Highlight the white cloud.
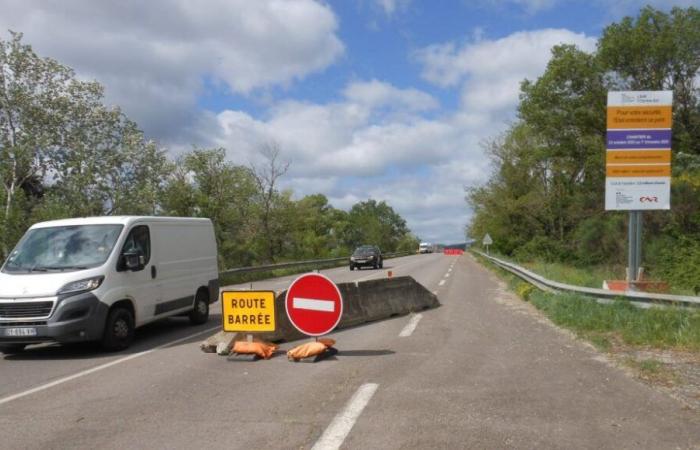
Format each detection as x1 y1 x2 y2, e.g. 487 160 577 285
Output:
343 80 438 112
0 0 343 140
415 29 596 114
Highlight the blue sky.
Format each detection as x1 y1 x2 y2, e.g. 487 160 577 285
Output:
1 0 697 244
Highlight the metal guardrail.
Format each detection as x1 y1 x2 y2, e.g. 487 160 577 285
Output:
475 251 700 308
219 251 411 277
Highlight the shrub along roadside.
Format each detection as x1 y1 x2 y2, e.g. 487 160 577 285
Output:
473 252 700 352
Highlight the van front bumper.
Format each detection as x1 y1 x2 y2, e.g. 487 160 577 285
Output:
0 292 108 345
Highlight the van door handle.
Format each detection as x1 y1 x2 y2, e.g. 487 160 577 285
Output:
151 266 157 279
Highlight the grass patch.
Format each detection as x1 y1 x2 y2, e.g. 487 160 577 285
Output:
624 358 678 386
520 261 620 289
528 290 700 350
586 334 613 352
471 251 700 351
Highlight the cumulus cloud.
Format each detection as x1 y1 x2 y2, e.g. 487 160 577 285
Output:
415 29 597 113
343 79 438 112
210 86 488 180
0 0 343 140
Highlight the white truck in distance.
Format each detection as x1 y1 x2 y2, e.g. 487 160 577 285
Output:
418 242 434 254
0 216 219 353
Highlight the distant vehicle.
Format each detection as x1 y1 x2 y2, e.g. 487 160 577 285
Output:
350 245 383 270
0 216 219 353
418 242 433 254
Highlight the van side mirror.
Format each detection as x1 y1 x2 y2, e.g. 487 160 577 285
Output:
123 252 145 271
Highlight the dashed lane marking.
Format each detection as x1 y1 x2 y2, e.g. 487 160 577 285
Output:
399 314 423 337
311 383 379 450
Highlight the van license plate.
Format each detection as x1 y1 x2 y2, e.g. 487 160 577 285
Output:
3 327 37 337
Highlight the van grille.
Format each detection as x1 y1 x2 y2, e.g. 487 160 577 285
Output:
0 301 54 319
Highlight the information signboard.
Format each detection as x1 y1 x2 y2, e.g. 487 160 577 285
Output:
605 91 673 210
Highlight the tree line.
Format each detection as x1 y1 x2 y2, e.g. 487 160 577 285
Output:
0 32 419 269
467 6 700 290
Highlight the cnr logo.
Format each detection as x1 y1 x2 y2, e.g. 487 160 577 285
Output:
640 196 658 203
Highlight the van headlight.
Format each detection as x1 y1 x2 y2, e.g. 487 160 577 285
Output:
58 276 104 295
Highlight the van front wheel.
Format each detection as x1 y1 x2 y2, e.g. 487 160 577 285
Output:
102 307 134 351
189 290 209 325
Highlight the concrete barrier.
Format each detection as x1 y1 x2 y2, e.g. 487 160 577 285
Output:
204 276 440 350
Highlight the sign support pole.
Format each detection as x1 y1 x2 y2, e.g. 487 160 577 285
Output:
627 211 643 283
635 211 643 279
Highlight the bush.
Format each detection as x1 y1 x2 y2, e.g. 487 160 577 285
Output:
571 214 626 265
514 236 569 262
647 235 700 294
515 282 535 300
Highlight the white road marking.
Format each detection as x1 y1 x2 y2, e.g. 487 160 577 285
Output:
0 325 220 406
293 297 335 312
445 273 450 278
399 313 423 337
438 280 446 286
312 383 379 450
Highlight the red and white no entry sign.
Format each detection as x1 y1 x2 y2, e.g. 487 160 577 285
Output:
285 273 343 336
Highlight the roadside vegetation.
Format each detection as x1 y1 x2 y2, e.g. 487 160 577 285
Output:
477 253 700 352
0 32 420 271
466 6 700 294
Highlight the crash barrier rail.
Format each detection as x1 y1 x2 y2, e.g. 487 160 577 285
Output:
474 251 700 309
203 276 440 349
219 251 412 277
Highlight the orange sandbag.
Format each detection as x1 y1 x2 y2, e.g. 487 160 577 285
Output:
317 338 335 348
232 341 278 359
287 342 329 361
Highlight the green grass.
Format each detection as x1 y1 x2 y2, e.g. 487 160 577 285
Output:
520 261 620 289
484 251 693 295
527 290 700 350
623 358 679 385
472 251 700 351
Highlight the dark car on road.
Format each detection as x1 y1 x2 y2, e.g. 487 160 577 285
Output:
350 245 383 270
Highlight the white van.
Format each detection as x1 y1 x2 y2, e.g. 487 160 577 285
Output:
0 216 219 353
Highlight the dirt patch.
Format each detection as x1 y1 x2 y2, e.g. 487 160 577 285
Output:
611 344 700 411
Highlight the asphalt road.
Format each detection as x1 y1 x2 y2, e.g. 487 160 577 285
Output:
1 253 698 449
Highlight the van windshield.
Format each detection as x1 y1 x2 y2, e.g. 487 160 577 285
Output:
2 225 123 273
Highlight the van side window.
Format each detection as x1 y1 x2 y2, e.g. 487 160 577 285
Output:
118 225 150 270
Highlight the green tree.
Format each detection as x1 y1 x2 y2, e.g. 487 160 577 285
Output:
161 148 257 268
345 199 410 252
598 6 700 155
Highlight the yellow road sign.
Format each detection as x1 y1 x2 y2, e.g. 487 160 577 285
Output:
221 291 276 332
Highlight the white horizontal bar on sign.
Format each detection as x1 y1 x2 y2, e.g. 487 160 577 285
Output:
293 297 335 312
607 90 673 107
